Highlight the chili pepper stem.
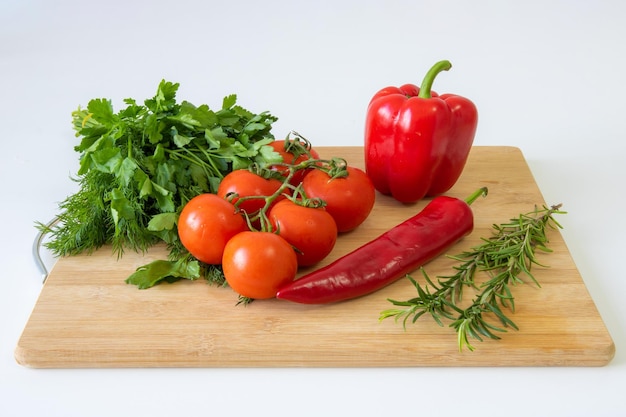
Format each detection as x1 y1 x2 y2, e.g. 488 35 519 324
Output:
417 60 452 99
465 187 488 205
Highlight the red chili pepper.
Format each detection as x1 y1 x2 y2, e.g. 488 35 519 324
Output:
364 60 478 204
276 188 487 304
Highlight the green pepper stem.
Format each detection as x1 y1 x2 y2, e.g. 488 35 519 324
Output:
465 187 488 205
417 60 452 99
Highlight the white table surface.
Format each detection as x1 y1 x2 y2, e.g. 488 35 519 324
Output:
2 1 624 416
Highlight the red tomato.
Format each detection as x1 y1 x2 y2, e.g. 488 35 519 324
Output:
269 199 338 266
269 140 320 186
222 231 298 299
217 169 285 217
302 166 376 232
178 194 247 264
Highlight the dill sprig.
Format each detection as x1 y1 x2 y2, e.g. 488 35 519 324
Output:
380 204 566 351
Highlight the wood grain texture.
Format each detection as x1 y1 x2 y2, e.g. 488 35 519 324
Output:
15 146 615 368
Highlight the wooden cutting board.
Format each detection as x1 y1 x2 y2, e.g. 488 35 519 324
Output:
15 146 615 368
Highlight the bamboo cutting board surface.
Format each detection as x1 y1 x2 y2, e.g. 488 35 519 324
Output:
15 146 615 368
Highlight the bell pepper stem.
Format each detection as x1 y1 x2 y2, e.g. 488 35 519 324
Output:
465 187 488 206
417 60 452 99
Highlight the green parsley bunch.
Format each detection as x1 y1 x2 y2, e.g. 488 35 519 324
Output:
38 80 281 259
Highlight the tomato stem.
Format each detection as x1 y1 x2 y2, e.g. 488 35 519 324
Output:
235 155 350 232
284 131 315 159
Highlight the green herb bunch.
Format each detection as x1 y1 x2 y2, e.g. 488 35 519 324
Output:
380 204 566 351
37 80 281 259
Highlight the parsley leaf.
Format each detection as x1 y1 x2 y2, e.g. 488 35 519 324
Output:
125 258 201 289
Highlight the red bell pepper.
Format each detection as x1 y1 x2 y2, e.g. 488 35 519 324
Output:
364 60 478 203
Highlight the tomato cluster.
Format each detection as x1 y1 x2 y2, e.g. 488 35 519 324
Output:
177 136 376 301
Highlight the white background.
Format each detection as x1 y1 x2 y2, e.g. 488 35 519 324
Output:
2 1 625 416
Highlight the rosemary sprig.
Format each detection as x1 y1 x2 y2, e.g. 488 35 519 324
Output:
379 204 566 352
